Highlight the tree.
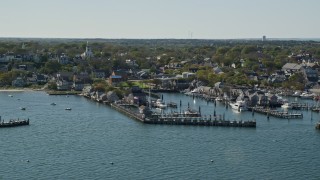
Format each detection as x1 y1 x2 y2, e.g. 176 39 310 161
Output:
48 82 57 90
241 45 257 55
216 47 230 55
43 61 61 74
283 72 306 90
152 79 162 89
0 70 26 86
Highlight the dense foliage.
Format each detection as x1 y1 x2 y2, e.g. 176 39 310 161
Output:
1 39 320 90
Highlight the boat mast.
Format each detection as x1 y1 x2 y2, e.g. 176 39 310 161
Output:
149 84 151 109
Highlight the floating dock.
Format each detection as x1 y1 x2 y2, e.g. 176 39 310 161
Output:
0 119 29 128
290 103 310 110
111 103 256 128
251 107 303 119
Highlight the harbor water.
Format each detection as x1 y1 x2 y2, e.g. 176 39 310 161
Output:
0 91 319 179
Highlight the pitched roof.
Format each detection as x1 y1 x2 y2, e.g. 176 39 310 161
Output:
111 75 122 79
282 63 302 70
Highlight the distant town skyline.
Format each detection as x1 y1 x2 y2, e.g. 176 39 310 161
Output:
1 0 319 39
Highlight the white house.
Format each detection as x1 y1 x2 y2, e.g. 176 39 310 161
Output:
59 54 69 64
182 72 195 78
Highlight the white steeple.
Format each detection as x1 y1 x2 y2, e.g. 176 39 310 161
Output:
81 41 93 59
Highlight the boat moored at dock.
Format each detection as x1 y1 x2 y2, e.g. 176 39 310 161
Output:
184 108 201 117
155 99 167 109
281 102 292 109
229 100 248 112
167 102 178 108
300 92 315 99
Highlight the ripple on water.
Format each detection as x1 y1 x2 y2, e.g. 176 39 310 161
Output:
0 92 320 179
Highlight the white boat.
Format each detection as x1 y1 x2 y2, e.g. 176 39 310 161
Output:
139 105 147 114
292 91 301 97
191 88 199 93
50 103 56 106
184 108 201 117
65 108 72 110
20 107 26 110
8 95 13 97
156 99 167 109
229 100 247 112
300 92 314 99
281 102 292 109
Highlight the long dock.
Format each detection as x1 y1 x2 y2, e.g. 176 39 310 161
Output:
0 119 29 128
111 103 256 128
144 117 256 127
252 107 303 119
290 103 310 110
110 103 145 122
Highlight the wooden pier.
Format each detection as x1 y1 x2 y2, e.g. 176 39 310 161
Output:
144 117 256 127
110 103 145 122
111 103 256 128
291 103 310 110
251 107 303 119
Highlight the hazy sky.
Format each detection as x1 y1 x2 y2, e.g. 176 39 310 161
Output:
0 0 319 39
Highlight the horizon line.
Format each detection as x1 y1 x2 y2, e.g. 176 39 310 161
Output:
1 36 320 41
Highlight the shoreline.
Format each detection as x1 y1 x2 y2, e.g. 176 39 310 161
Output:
0 88 42 92
0 88 81 95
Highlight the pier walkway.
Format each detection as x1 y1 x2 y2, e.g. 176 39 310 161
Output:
111 103 256 128
251 107 303 119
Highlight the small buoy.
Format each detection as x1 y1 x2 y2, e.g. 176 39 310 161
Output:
110 162 114 165
211 160 214 163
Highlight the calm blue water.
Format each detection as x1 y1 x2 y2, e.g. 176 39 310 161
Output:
0 91 319 180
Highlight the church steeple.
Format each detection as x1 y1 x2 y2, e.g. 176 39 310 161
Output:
86 41 91 53
81 41 93 59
